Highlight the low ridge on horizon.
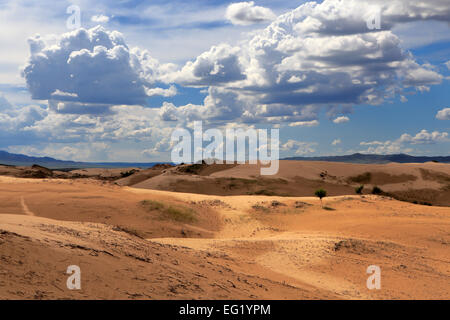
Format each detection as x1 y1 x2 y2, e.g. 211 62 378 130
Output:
1 150 449 169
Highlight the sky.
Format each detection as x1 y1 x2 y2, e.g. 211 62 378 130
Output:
0 0 449 162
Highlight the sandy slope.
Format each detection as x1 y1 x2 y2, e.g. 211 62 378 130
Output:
1 214 324 299
134 190 450 300
0 175 449 299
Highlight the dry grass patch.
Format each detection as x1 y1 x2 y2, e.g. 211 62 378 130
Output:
420 169 450 183
140 199 165 210
112 225 144 238
140 200 197 223
348 171 417 185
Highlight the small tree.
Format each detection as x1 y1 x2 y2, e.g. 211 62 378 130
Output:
355 185 364 194
315 189 327 208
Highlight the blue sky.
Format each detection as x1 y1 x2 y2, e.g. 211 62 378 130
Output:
0 0 449 161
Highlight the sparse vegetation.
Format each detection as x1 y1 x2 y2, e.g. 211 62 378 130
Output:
349 171 417 185
420 168 450 183
140 200 165 210
271 200 286 207
253 189 276 196
349 172 372 184
371 186 383 195
355 185 364 194
177 163 206 174
388 190 436 206
252 204 270 213
198 199 230 208
120 169 139 178
140 200 197 223
163 206 196 223
315 188 327 208
246 189 292 197
228 182 237 189
294 201 312 209
412 200 433 206
112 225 143 238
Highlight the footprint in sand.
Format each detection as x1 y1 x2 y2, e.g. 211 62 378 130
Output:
20 196 35 216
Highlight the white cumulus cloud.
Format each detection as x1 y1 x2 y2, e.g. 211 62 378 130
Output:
168 44 245 86
91 15 110 24
436 108 450 120
445 61 450 70
399 130 448 145
288 120 319 127
332 139 341 145
281 139 317 155
333 116 350 124
21 26 174 114
360 129 449 154
174 0 447 124
226 2 276 26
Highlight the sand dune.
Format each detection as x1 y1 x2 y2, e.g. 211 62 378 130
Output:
1 214 319 299
1 174 449 299
122 161 450 206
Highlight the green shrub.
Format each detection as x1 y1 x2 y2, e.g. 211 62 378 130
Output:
371 186 383 195
355 185 364 194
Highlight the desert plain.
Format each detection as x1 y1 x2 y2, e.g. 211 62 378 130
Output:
0 160 449 299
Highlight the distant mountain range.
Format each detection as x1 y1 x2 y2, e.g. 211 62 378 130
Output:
0 150 165 169
283 153 450 164
1 150 450 169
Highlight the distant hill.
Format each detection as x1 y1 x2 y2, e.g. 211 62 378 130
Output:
0 150 166 169
2 150 449 168
283 153 450 164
